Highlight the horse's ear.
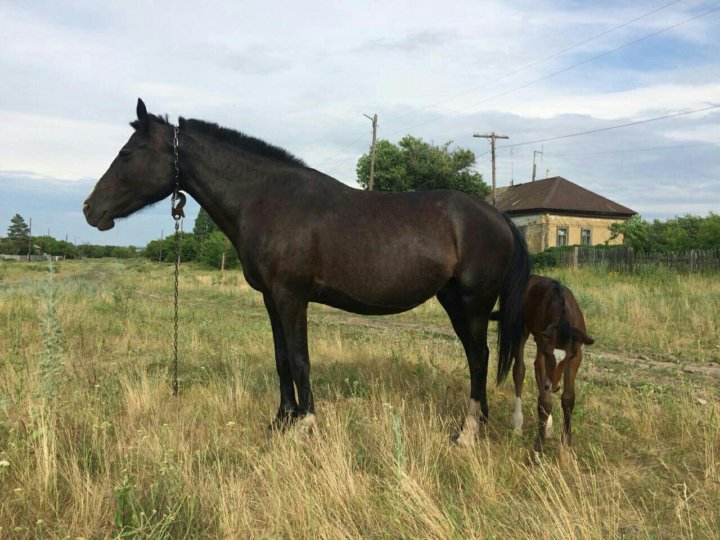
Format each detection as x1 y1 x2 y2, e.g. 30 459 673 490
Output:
134 98 149 131
137 98 148 122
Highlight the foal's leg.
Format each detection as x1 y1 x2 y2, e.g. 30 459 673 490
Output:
534 348 553 453
438 288 491 446
542 351 557 439
561 349 582 446
263 294 299 430
511 342 526 435
273 291 315 429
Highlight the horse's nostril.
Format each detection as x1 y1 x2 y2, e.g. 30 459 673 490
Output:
83 202 90 216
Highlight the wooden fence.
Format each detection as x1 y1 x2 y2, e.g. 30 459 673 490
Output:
547 246 720 273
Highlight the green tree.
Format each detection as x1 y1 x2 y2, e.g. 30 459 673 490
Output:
697 213 720 249
6 214 30 255
356 136 490 196
144 233 197 262
608 215 654 251
198 231 239 269
193 208 219 239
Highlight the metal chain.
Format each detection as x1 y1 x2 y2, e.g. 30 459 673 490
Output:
171 126 182 397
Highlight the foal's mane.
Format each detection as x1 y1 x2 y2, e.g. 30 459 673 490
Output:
178 117 306 167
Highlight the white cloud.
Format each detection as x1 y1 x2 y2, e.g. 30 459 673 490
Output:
0 0 718 245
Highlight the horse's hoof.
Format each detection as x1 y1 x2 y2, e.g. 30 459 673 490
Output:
544 415 556 439
267 409 299 433
533 436 546 454
453 429 477 448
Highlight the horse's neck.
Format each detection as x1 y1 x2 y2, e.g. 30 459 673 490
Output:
180 138 267 238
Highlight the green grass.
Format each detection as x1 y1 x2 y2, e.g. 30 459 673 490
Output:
0 259 718 538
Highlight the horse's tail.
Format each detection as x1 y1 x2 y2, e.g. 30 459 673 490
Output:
496 213 531 384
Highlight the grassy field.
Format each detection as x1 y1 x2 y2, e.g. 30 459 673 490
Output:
0 259 718 538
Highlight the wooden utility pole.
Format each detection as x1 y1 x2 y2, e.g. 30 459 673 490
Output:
363 113 378 191
27 218 32 262
473 132 509 207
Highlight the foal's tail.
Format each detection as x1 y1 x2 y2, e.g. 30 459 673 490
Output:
496 214 531 384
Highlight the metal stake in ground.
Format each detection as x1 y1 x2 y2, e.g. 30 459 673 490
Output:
171 125 186 397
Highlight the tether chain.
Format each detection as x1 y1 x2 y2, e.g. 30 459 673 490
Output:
171 126 185 397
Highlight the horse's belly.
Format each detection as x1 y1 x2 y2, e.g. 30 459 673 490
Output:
312 257 451 315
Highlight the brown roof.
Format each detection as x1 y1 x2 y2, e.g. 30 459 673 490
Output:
493 176 636 217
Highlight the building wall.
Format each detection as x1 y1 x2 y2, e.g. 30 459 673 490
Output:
510 213 628 253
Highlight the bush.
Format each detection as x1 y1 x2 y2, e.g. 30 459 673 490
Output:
198 231 239 269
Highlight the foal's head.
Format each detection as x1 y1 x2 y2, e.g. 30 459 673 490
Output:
84 99 175 231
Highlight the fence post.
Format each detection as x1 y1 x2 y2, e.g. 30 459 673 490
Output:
690 249 697 272
573 246 579 268
628 247 634 272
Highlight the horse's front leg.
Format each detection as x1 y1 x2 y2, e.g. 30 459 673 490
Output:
534 348 553 453
561 349 582 446
511 340 526 435
264 294 299 431
274 290 316 431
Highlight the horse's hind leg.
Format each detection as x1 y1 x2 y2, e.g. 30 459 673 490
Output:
263 294 299 431
438 285 491 446
511 343 526 435
561 349 582 446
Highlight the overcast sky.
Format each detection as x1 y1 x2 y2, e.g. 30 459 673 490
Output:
1 0 718 246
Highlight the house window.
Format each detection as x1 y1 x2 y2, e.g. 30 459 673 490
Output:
581 228 592 245
556 227 568 247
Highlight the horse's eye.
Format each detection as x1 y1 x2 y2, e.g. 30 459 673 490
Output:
119 149 132 159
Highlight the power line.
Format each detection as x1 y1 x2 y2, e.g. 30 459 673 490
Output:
314 2 717 172
495 105 720 150
391 4 720 137
387 0 682 122
502 141 715 159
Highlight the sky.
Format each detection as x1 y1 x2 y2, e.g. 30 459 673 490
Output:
1 0 718 246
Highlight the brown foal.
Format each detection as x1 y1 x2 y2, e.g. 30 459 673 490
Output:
495 275 594 452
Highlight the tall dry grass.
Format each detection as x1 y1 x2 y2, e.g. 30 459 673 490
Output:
0 259 718 538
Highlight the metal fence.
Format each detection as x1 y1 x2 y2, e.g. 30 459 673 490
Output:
546 246 720 273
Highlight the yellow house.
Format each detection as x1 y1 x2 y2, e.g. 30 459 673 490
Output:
493 176 636 254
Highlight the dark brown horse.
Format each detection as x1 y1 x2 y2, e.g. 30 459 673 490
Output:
493 275 593 452
84 99 530 441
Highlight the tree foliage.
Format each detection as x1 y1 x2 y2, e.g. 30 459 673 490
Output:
198 231 240 269
193 208 219 238
609 213 720 252
5 214 31 254
356 136 490 196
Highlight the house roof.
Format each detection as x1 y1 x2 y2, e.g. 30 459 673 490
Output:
493 176 636 217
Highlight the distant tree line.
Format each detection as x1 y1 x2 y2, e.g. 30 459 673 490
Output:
0 214 138 259
609 213 720 252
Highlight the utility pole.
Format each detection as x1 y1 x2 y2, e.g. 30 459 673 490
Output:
363 113 378 191
545 168 550 179
473 131 509 207
159 228 164 262
531 145 543 182
27 218 32 262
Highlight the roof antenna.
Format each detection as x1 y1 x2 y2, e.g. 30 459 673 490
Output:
510 148 514 186
531 145 543 182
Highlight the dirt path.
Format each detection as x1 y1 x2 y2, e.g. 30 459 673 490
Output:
308 310 720 384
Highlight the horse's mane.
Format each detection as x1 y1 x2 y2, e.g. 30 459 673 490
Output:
130 114 170 130
178 117 306 167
